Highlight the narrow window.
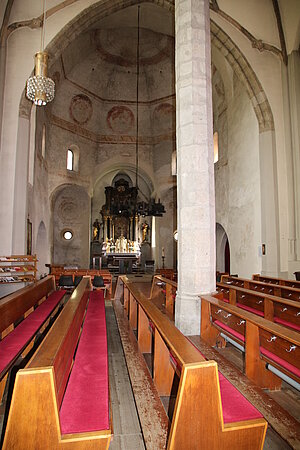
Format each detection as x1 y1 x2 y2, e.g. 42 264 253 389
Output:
67 149 74 171
213 131 219 163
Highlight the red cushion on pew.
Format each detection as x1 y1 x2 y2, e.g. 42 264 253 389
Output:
60 290 109 434
187 338 263 423
214 320 245 342
218 372 263 423
0 290 66 376
274 317 300 332
236 303 264 317
260 347 300 378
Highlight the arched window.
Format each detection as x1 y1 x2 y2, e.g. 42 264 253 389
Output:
213 131 219 163
67 149 74 171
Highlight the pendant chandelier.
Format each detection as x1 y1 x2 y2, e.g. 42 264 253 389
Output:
26 0 55 106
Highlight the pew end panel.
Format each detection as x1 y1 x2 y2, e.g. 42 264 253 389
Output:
168 361 267 450
3 367 111 450
2 277 112 450
120 278 267 450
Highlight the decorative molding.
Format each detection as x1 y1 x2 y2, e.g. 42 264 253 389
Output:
211 20 274 132
50 113 175 145
7 0 80 37
209 0 285 64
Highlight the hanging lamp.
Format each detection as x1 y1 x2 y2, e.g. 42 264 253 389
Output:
134 6 165 218
26 0 55 106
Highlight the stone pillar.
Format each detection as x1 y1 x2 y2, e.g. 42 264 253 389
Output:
103 216 108 241
135 214 139 242
130 217 133 240
175 0 216 335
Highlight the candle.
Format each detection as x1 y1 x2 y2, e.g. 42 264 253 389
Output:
162 247 165 257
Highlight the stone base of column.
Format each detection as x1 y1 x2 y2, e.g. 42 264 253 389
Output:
175 292 201 336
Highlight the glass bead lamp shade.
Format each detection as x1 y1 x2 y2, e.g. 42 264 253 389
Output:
26 51 55 106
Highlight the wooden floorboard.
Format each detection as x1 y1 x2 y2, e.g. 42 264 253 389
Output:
105 302 145 450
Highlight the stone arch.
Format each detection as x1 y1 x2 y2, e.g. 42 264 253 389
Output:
51 184 90 267
35 221 48 277
216 222 230 274
210 20 274 133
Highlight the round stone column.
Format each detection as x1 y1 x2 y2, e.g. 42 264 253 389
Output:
175 0 216 335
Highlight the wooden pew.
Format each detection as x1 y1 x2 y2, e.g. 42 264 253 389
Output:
0 276 66 401
51 267 112 295
150 274 177 317
201 295 300 391
222 274 300 302
253 274 300 289
155 268 177 281
117 276 267 450
2 277 112 450
216 281 300 332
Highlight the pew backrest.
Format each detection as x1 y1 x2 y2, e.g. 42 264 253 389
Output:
252 273 300 289
221 274 300 302
216 281 300 331
201 294 300 389
3 276 112 450
116 276 267 450
0 275 56 336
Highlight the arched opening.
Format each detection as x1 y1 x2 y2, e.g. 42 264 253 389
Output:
36 221 48 278
216 223 230 276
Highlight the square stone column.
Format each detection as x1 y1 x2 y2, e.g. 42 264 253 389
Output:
175 0 216 335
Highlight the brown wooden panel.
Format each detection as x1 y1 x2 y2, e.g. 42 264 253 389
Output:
129 294 137 330
138 306 152 354
168 362 267 450
0 276 55 334
153 329 175 396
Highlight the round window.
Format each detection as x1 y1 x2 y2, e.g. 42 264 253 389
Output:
63 230 73 240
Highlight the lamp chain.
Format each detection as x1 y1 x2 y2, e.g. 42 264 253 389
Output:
41 0 47 51
135 5 140 191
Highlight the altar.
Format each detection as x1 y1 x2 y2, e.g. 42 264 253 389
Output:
109 253 139 274
102 235 140 274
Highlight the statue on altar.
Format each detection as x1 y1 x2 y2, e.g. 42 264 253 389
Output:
92 219 101 241
141 221 150 242
116 234 127 253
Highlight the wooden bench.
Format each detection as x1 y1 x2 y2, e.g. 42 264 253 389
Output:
0 275 66 401
2 277 112 449
216 281 300 332
51 268 112 296
253 273 300 289
201 294 300 391
222 274 300 302
117 276 267 449
150 274 177 317
155 268 177 281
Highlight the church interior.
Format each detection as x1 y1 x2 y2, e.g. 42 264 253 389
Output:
0 0 299 449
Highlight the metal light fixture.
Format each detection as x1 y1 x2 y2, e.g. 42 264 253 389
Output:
134 5 165 218
26 0 55 106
